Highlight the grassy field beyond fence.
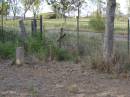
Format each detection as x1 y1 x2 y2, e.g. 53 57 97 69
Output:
1 17 128 34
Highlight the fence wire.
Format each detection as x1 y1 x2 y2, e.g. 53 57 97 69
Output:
0 8 129 63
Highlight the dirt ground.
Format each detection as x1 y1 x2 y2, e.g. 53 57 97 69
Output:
0 60 130 97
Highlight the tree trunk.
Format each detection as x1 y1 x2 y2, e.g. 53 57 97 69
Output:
13 13 16 20
103 0 116 62
55 6 58 19
23 12 26 19
97 0 102 15
6 15 7 20
128 0 130 17
34 12 36 19
77 6 80 54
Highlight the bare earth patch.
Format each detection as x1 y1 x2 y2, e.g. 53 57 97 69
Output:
0 60 130 97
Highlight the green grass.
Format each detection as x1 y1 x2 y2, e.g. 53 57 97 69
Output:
0 25 129 69
1 17 128 34
0 42 16 58
1 17 130 73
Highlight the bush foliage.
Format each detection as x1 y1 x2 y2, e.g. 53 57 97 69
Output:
88 14 105 32
0 42 16 58
40 12 57 19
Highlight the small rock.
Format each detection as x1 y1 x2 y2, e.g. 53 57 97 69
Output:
56 84 64 88
67 84 79 93
75 94 85 97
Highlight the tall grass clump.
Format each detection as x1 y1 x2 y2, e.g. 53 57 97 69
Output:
40 12 57 19
54 47 75 61
26 32 75 61
0 42 16 58
0 27 18 42
0 27 18 59
26 32 48 60
88 14 105 32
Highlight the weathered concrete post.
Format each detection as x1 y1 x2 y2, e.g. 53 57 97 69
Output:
17 20 27 65
19 20 27 40
16 47 24 65
19 19 27 49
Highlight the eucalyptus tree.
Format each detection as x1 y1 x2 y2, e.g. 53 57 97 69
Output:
103 0 116 63
115 2 121 17
46 0 85 54
46 0 59 18
0 1 10 19
21 0 35 19
46 0 86 18
0 1 10 15
70 0 86 54
30 0 40 19
70 0 86 17
91 0 106 15
0 0 4 36
46 0 70 19
127 0 130 16
8 0 21 20
51 1 61 18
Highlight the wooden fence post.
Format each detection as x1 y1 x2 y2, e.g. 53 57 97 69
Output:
59 28 63 48
40 15 43 40
57 28 66 48
31 20 34 36
48 45 52 61
33 19 37 33
76 16 80 54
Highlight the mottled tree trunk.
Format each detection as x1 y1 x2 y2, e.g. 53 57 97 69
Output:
103 0 116 62
77 6 80 54
23 12 26 19
23 13 26 19
128 0 130 17
13 13 16 20
33 12 36 19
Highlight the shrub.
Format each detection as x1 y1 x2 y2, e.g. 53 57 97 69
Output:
27 32 52 60
27 36 75 61
0 27 18 42
0 42 16 58
88 14 105 32
27 37 43 53
40 12 57 19
0 27 18 59
54 48 73 61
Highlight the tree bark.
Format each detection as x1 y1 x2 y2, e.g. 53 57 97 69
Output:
128 0 130 17
77 6 80 54
23 13 26 19
23 12 27 19
33 12 36 19
103 0 116 62
13 13 16 20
